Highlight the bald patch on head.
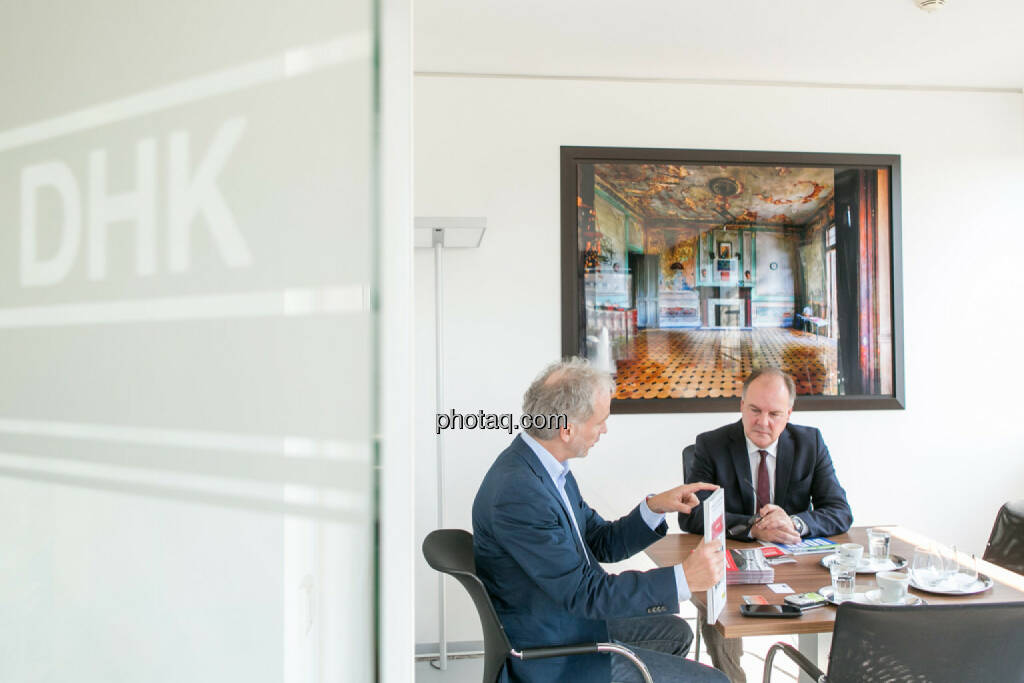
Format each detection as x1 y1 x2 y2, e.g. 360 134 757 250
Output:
543 369 568 386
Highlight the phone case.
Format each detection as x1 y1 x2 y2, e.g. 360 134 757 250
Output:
785 593 827 608
739 604 802 618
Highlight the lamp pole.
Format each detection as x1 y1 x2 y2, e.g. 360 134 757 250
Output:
414 218 486 670
433 228 448 670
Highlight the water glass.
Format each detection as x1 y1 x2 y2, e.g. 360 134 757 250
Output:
867 528 891 562
942 545 960 581
911 545 943 587
830 562 856 602
958 553 979 588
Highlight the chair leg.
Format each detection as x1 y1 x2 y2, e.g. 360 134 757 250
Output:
763 642 825 683
693 616 702 661
597 643 653 683
513 643 653 683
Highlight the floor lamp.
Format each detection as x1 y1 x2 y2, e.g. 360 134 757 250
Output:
415 217 486 670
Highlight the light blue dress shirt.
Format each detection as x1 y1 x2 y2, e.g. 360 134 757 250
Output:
520 432 691 602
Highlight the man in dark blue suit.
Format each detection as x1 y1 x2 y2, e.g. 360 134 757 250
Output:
473 359 729 682
678 367 853 682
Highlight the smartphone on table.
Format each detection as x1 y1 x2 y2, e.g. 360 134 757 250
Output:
784 592 828 610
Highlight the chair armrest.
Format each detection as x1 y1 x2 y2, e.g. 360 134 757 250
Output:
763 642 826 683
513 643 598 659
511 642 652 683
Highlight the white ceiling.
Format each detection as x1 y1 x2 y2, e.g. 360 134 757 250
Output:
414 0 1024 90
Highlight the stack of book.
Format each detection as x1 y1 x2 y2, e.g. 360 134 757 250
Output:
725 547 774 585
765 537 839 555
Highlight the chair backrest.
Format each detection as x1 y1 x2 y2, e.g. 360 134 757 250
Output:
422 529 512 683
826 601 1024 682
682 444 696 483
983 500 1024 574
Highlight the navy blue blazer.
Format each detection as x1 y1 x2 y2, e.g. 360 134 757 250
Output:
679 421 852 539
472 435 679 683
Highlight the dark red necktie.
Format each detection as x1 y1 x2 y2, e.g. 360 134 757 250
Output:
756 450 771 512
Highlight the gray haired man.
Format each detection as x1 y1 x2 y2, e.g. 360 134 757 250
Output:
472 358 728 683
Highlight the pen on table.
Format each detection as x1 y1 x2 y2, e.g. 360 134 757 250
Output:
728 513 764 537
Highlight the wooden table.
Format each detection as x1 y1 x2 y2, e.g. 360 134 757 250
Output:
645 526 1024 679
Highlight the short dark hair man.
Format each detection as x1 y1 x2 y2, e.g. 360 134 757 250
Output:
679 366 853 682
473 359 728 682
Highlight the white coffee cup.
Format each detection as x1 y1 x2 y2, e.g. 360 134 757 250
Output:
838 543 864 566
876 571 911 603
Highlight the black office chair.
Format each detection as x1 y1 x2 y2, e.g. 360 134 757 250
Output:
763 601 1024 682
983 500 1024 575
421 529 654 683
681 444 696 484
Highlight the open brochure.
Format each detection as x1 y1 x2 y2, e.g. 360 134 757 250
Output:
759 537 838 555
702 488 727 624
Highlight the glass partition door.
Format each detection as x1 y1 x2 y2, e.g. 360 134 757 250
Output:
0 2 379 681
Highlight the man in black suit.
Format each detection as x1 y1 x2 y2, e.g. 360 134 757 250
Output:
679 367 852 682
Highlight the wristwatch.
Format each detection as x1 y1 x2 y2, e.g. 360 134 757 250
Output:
791 515 808 536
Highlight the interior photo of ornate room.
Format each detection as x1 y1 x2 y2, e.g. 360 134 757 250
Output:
578 161 893 402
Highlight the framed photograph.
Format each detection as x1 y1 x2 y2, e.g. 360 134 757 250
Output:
560 146 905 412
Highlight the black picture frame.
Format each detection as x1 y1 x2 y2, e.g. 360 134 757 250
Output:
560 145 905 413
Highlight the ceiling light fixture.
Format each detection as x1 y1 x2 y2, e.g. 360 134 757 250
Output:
709 177 740 198
915 0 946 12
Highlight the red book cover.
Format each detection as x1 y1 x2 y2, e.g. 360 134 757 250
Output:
712 516 724 538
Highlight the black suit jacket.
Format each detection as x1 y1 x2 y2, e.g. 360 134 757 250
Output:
679 420 852 539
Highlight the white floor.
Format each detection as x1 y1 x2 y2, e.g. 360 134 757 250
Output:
415 603 806 682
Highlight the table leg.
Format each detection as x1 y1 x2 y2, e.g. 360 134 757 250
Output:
796 632 831 683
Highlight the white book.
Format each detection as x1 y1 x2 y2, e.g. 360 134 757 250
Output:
703 488 727 625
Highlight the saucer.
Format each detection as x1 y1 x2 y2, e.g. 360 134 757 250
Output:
909 572 994 596
863 588 924 606
818 585 863 605
818 585 926 606
820 553 908 573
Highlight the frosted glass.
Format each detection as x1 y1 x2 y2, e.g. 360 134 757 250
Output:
0 2 377 681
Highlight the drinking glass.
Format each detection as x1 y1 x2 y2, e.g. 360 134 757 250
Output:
867 528 891 562
911 545 943 587
942 545 960 581
830 562 856 602
958 553 979 588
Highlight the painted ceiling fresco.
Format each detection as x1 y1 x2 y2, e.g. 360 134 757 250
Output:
594 164 834 226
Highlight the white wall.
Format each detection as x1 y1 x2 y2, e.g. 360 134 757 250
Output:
413 74 1024 644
